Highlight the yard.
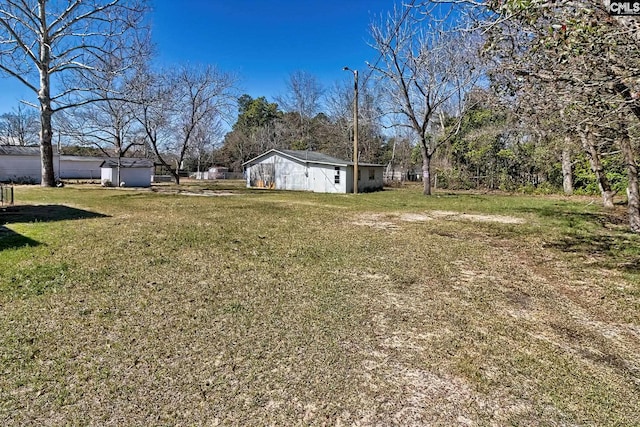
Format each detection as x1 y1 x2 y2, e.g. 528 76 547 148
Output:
1 182 639 425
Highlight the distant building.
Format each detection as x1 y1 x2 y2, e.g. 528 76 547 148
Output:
192 166 230 180
243 149 384 193
0 145 151 185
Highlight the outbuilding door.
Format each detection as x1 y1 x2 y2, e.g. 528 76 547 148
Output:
250 163 275 188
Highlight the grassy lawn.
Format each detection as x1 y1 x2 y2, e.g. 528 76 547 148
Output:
1 181 638 425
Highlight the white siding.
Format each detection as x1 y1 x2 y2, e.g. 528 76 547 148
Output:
247 154 350 193
120 168 153 187
274 155 308 191
0 153 60 183
59 156 103 179
101 167 114 185
309 164 345 193
247 153 308 191
101 167 152 187
358 166 384 192
245 150 384 193
346 168 354 194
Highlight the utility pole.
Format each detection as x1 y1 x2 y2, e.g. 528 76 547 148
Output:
343 67 358 194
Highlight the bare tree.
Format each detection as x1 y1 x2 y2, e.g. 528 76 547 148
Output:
0 105 38 145
276 70 323 150
369 4 482 195
132 67 171 174
60 66 148 158
60 25 152 158
325 79 385 163
134 65 236 184
0 0 148 186
617 113 640 232
324 80 353 159
63 98 144 157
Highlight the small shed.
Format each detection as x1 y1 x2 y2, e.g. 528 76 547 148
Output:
60 155 104 180
100 158 154 188
243 149 384 193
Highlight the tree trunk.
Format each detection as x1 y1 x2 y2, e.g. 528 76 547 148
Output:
172 159 181 184
561 142 573 195
147 131 180 185
39 103 55 186
38 4 55 187
420 142 432 195
618 124 640 233
580 126 614 208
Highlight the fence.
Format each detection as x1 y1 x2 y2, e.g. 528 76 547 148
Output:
191 171 244 180
383 171 421 184
0 184 14 206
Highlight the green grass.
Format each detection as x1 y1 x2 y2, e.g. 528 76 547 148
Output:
1 182 638 425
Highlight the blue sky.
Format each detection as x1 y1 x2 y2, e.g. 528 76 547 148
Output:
0 0 395 114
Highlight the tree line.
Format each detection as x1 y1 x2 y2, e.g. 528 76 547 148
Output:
215 71 388 172
459 0 640 231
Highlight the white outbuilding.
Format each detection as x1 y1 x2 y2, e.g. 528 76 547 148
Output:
60 155 105 180
0 145 153 184
100 158 154 188
0 145 60 184
243 149 384 193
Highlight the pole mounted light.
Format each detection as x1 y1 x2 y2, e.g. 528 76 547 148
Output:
343 66 358 194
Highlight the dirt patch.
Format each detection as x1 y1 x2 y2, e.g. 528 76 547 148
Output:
399 213 434 222
352 213 400 230
429 210 525 224
354 211 524 229
148 188 241 197
178 191 239 197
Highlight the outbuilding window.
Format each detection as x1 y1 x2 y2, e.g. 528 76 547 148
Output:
369 169 375 180
334 166 340 184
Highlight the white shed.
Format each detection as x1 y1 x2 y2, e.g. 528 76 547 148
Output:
243 149 384 193
59 155 105 180
100 158 154 188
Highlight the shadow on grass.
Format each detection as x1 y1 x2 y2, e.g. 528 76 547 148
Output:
1 204 109 224
0 205 109 251
513 202 632 235
526 207 639 273
0 226 39 250
501 205 639 274
544 233 640 274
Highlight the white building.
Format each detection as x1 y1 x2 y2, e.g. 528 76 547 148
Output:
0 145 152 185
243 149 384 193
100 158 154 187
60 155 105 180
0 146 59 184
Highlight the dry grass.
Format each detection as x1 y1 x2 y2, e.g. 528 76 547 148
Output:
0 183 638 425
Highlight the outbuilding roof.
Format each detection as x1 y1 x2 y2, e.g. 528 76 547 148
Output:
243 149 383 168
60 155 106 162
0 145 60 156
100 158 154 168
